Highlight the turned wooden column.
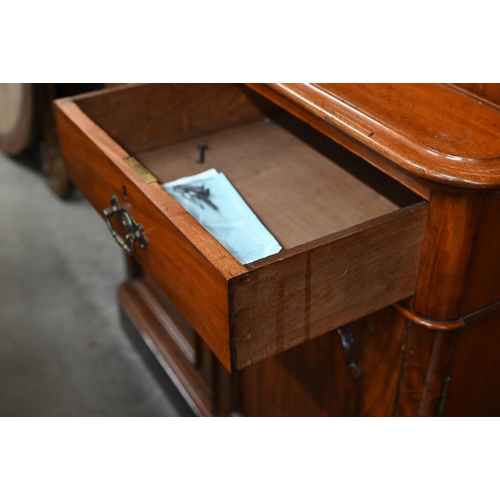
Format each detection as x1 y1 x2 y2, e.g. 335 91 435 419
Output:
394 190 500 416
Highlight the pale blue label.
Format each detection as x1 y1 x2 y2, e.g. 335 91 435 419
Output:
163 169 282 265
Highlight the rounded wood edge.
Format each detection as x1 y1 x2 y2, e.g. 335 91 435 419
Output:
393 302 464 331
393 300 500 331
266 83 500 192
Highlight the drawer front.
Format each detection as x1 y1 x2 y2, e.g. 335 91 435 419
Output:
55 84 428 371
55 101 236 370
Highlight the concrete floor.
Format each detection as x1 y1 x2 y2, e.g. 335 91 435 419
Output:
0 151 182 416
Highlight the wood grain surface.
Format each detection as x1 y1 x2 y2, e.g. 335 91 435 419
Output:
241 305 407 416
56 86 428 372
119 279 213 416
462 192 500 313
246 83 432 200
413 192 486 320
75 83 276 155
250 83 500 191
122 260 238 417
231 203 427 369
394 192 486 416
454 83 500 108
138 114 418 250
443 314 500 416
55 99 239 370
55 82 500 415
121 267 409 416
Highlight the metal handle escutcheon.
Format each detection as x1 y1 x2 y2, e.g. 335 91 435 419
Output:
103 195 147 256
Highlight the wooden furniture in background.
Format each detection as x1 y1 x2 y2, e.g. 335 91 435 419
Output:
55 83 500 416
0 83 39 155
0 83 103 198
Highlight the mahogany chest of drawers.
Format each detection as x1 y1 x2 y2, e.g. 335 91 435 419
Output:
55 83 500 416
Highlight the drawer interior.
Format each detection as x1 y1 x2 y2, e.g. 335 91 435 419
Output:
76 84 422 262
63 84 428 370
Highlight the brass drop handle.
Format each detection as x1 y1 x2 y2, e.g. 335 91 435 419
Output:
103 195 147 256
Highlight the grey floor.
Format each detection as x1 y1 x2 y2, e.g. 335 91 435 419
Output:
0 151 182 416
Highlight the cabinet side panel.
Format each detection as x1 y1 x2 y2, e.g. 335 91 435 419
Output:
463 192 500 313
444 314 500 416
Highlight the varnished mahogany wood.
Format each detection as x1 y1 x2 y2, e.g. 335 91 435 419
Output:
463 192 500 313
413 192 485 320
393 303 465 331
55 84 427 371
394 192 485 416
443 314 500 416
119 304 196 417
393 326 458 416
55 83 500 416
74 83 277 155
231 205 426 368
120 265 407 417
119 278 214 416
246 83 432 200
394 297 500 332
453 83 500 108
250 83 500 191
136 116 416 250
241 306 407 416
55 100 238 370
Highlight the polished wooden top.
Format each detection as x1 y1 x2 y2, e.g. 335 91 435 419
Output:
263 83 500 191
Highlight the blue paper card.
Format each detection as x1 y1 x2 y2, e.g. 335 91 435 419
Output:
163 169 282 265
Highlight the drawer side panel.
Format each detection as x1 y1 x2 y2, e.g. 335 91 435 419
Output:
231 203 428 370
55 101 233 370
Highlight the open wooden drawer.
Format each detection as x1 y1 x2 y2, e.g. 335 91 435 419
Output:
55 83 428 371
